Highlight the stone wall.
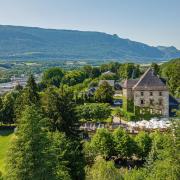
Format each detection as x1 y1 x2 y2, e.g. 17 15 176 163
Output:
123 88 134 100
134 90 169 117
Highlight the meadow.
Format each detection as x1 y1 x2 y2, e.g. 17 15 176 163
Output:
0 130 14 174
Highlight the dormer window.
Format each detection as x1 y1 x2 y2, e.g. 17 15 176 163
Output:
159 92 162 96
150 91 153 96
141 92 144 96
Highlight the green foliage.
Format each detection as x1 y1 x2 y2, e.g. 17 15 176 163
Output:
100 62 121 74
95 81 114 103
5 105 84 180
62 70 86 86
5 105 54 180
123 98 134 113
0 92 18 124
47 132 85 180
86 157 123 180
135 131 152 160
15 75 40 118
23 74 40 105
134 106 161 120
142 126 180 180
65 140 85 179
151 62 160 74
113 128 136 158
82 65 93 78
0 26 179 61
42 67 64 87
118 63 140 79
42 86 80 138
76 103 111 122
91 67 101 78
82 66 101 79
88 79 98 88
46 132 71 180
88 129 114 158
124 168 147 180
161 58 180 97
0 130 13 174
100 73 118 80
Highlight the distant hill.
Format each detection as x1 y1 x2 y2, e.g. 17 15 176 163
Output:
0 25 180 62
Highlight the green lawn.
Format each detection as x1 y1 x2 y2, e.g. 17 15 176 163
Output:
0 129 14 174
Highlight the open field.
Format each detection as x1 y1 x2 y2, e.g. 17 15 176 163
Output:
0 129 14 174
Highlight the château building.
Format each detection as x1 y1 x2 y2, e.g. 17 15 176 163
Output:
123 68 169 117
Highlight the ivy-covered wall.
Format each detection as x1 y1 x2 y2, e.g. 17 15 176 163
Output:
134 106 161 120
122 96 134 113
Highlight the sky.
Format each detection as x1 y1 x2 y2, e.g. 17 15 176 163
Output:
0 0 180 48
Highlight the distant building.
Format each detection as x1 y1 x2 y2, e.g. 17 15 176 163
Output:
99 80 115 87
102 71 115 76
123 68 169 117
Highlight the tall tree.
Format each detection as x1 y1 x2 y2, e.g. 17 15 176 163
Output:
151 63 160 74
118 63 140 79
1 91 18 124
95 81 114 103
161 59 180 97
24 74 39 105
42 67 64 87
15 75 40 118
6 105 52 180
113 128 136 158
135 131 152 160
42 85 80 138
90 129 114 158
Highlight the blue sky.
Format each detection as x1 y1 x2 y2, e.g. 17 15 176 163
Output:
0 0 180 48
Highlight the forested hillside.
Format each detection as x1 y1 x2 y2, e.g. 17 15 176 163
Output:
0 25 180 62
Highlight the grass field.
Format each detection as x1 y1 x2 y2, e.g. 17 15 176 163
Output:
0 129 14 174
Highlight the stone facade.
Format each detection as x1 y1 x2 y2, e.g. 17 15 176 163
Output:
133 90 169 117
123 68 169 117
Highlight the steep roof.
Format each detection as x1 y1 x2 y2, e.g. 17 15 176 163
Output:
122 79 139 89
133 68 167 91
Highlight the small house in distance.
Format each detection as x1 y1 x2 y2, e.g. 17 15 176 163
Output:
99 80 115 87
123 68 169 117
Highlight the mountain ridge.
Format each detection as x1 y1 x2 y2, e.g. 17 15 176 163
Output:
0 25 180 62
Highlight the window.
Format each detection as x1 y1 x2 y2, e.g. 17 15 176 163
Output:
159 92 162 96
141 92 144 96
140 99 144 105
150 99 154 105
150 91 153 96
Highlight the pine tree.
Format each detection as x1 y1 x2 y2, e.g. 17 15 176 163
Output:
6 105 53 180
42 85 80 138
24 74 40 105
15 75 40 118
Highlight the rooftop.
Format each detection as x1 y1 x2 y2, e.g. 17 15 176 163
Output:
123 68 168 91
133 68 167 91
